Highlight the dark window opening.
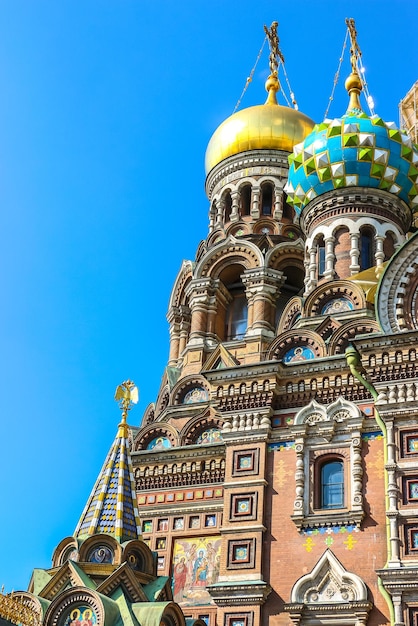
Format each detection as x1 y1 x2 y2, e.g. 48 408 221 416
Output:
317 237 325 277
224 192 232 223
360 229 374 270
240 185 251 216
261 183 273 216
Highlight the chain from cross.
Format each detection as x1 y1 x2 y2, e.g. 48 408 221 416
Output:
263 21 284 75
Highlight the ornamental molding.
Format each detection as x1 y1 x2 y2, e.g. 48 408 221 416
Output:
289 549 368 604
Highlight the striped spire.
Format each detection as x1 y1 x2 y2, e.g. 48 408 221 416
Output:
74 381 141 543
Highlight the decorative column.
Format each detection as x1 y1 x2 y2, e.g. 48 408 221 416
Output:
292 437 305 522
350 432 363 511
178 305 191 356
349 232 361 274
375 234 385 268
185 277 217 345
167 306 181 365
305 246 318 294
242 268 284 336
323 235 335 280
251 186 260 219
385 419 401 566
273 187 282 221
230 191 240 222
216 199 224 228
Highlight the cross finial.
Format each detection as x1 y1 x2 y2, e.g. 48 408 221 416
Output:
345 17 362 74
264 21 284 76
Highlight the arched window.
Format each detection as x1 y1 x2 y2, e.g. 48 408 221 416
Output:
225 291 247 340
282 193 294 222
317 236 326 278
223 191 232 223
261 182 273 216
320 460 344 509
240 184 251 216
360 228 374 270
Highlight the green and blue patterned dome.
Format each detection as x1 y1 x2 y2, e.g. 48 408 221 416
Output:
285 73 418 214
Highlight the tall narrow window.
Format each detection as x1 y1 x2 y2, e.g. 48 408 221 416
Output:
240 184 251 216
224 191 232 223
320 460 344 509
360 228 374 270
225 292 248 340
261 183 273 216
317 236 325 277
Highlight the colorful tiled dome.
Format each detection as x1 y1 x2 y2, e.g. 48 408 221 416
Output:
285 73 418 215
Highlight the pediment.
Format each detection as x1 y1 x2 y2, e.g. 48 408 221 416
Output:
203 344 239 371
38 561 96 601
290 549 368 604
96 562 148 603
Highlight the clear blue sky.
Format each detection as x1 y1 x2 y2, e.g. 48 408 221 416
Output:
0 0 416 591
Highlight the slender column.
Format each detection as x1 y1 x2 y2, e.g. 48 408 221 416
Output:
351 434 363 511
323 235 335 280
185 278 216 345
349 232 361 274
375 235 385 268
293 439 305 521
251 186 260 219
230 190 240 222
216 200 224 228
385 420 401 565
392 594 405 626
273 187 282 221
167 306 181 364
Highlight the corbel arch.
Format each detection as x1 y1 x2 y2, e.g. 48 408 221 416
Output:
267 329 326 362
171 374 210 406
168 260 194 309
276 297 303 334
303 280 366 317
180 409 223 446
328 318 380 355
121 539 154 576
78 535 122 565
133 423 179 451
195 236 263 279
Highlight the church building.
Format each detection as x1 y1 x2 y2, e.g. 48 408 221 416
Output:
129 19 418 626
1 18 418 626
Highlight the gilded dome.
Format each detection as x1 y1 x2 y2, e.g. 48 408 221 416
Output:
285 73 418 214
205 75 315 175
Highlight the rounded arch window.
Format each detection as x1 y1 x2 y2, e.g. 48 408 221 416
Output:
260 182 273 216
240 184 252 216
223 191 232 222
319 459 344 509
360 227 374 270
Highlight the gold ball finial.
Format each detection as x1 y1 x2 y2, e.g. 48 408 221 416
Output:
265 73 279 105
345 72 362 93
345 70 363 112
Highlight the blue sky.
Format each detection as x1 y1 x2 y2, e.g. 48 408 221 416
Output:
0 0 416 590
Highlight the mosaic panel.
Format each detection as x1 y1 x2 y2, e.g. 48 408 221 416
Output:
172 536 221 605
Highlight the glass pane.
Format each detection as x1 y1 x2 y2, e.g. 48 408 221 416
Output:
321 461 344 509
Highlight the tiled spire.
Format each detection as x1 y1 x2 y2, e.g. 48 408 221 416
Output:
74 381 141 543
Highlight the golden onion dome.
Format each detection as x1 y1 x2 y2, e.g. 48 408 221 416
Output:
205 74 315 175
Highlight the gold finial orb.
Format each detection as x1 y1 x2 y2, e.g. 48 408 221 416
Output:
345 72 362 93
265 72 280 104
